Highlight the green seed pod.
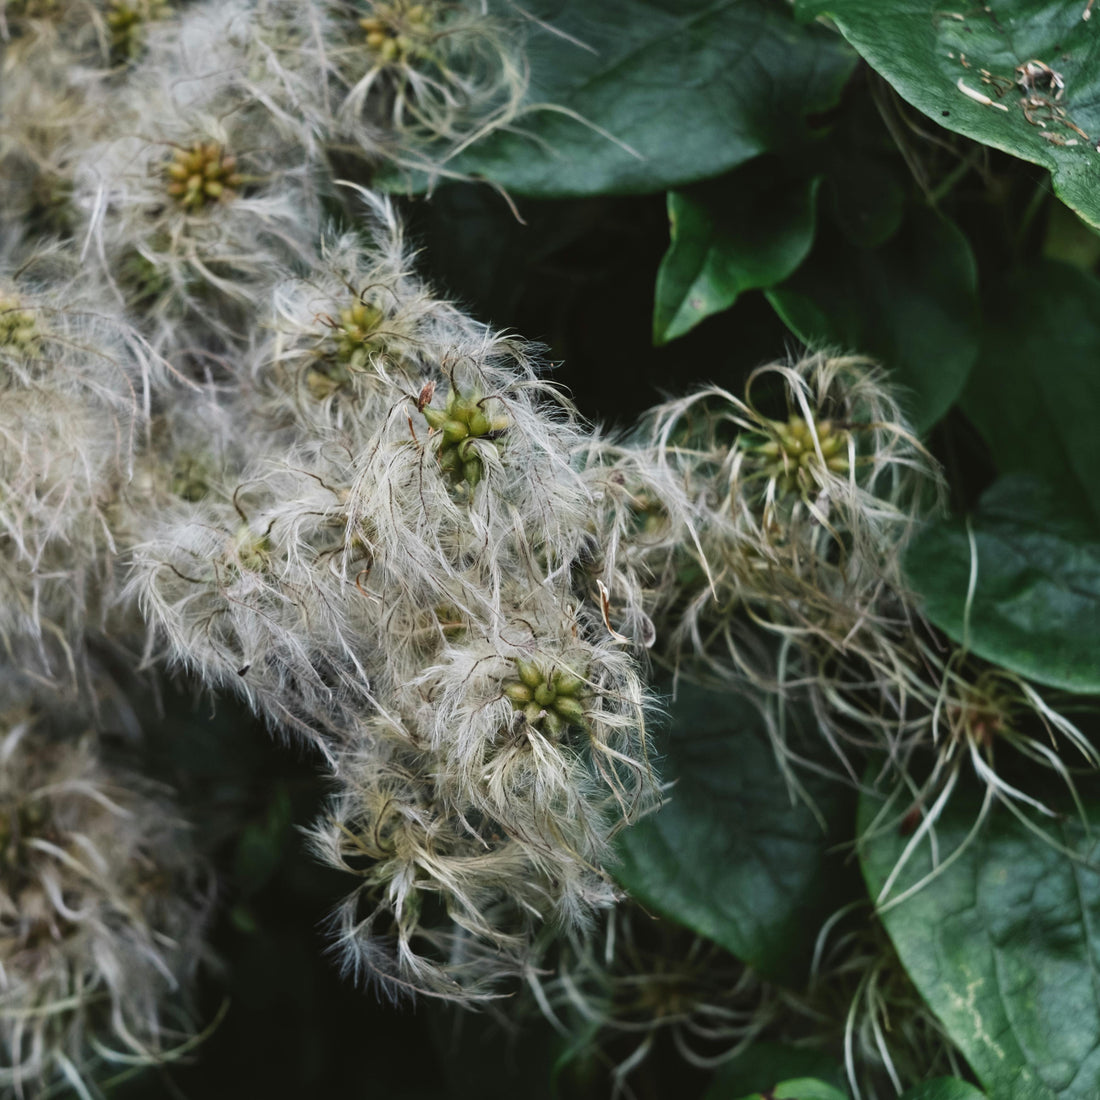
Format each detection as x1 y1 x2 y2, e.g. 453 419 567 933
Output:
504 682 532 705
463 458 482 488
534 683 556 707
542 710 566 740
467 409 491 437
554 669 585 697
553 696 587 727
442 418 469 444
524 702 544 726
516 659 542 690
424 407 451 431
451 395 479 421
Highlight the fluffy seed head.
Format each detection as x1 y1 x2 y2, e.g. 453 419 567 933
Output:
531 906 779 1095
0 700 211 1096
327 0 529 180
638 353 942 686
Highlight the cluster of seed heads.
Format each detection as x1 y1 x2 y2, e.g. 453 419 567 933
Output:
5 0 1092 1094
0 0 558 1090
0 716 210 1097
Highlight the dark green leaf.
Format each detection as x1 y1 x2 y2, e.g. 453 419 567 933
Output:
859 778 1100 1099
735 1080 848 1100
653 159 820 345
900 1080 987 1100
1044 201 1100 270
824 153 907 248
961 260 1100 524
234 784 294 898
407 0 855 197
766 208 979 431
704 1043 846 1099
905 475 1100 693
796 0 1100 229
614 684 854 985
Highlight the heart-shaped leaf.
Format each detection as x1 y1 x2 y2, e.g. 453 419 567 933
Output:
654 159 820 345
796 0 1100 228
614 684 854 985
961 260 1100 524
860 779 1100 1099
390 0 855 197
766 208 979 431
905 476 1100 694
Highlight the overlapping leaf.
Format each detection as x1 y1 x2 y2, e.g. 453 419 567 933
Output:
860 780 1100 1099
962 260 1100 524
906 476 1100 693
704 1044 846 1098
614 685 854 985
901 1082 987 1100
405 0 855 196
653 159 820 344
766 208 979 431
795 0 1100 228
734 1081 848 1100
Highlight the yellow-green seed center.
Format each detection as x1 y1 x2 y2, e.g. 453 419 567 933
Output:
502 659 589 738
360 2 434 64
234 526 271 573
0 295 40 356
333 301 384 364
107 0 169 58
308 300 387 399
422 386 509 491
164 141 243 211
752 414 850 494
